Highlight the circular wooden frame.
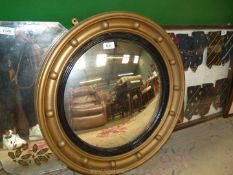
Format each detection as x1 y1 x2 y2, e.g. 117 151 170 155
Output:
36 12 184 174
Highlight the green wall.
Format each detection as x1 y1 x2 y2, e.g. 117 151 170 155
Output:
1 0 233 29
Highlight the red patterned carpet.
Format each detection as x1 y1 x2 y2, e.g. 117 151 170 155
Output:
97 123 128 138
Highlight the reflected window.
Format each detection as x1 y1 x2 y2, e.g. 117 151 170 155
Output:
96 54 107 67
122 54 130 64
133 55 140 64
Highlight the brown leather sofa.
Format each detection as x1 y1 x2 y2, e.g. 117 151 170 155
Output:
70 86 108 130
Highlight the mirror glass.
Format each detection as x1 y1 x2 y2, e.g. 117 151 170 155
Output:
63 36 162 148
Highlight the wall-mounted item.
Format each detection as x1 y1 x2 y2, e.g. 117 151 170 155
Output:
165 26 233 128
35 12 184 175
206 31 225 68
224 57 233 117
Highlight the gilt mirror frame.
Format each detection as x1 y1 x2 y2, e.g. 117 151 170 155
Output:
36 12 184 174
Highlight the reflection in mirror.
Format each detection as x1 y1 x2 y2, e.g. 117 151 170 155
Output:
64 39 161 148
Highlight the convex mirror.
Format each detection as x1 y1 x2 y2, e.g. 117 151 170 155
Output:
36 12 184 175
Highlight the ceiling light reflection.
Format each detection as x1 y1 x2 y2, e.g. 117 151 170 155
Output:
96 54 107 67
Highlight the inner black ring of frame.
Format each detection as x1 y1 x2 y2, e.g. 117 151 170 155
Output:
57 32 170 156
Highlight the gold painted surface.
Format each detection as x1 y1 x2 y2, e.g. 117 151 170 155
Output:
35 12 184 175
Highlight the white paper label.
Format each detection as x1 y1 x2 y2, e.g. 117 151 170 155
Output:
221 30 227 35
103 42 115 49
0 27 15 36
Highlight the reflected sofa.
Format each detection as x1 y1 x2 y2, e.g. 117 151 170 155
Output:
70 86 108 130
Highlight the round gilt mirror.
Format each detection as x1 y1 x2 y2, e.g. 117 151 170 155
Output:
36 12 184 175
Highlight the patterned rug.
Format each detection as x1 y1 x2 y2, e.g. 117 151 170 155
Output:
78 96 158 148
97 123 128 138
